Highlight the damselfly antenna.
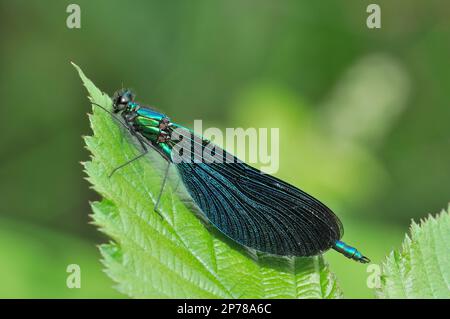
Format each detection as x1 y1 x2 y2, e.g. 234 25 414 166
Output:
90 101 128 129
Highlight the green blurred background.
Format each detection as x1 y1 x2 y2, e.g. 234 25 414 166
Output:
1 0 449 298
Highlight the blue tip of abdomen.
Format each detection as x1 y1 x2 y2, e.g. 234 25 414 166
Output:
333 240 370 263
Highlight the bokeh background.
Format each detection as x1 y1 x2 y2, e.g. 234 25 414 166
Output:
1 0 449 298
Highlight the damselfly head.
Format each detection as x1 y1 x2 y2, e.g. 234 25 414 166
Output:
113 89 135 113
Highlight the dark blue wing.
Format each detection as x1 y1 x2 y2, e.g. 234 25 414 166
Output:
172 129 343 256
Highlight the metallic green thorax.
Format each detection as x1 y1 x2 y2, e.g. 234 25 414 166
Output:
125 101 209 163
131 103 178 159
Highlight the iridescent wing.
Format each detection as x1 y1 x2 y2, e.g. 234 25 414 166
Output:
172 127 343 256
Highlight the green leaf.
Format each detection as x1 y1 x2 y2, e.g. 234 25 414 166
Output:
377 207 450 298
73 62 342 299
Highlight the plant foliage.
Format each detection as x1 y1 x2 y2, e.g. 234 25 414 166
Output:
73 63 342 298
